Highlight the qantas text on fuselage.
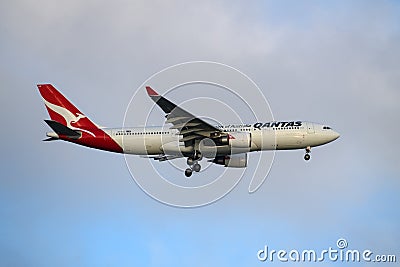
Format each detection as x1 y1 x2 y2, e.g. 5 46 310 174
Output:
38 84 340 177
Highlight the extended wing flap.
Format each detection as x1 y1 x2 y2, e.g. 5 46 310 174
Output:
179 128 204 135
179 134 205 142
169 122 203 129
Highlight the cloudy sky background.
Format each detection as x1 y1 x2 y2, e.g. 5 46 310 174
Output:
1 0 399 266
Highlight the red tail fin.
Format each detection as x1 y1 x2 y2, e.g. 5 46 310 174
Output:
38 84 98 131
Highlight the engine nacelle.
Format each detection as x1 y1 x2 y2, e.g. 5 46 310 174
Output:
215 132 251 148
212 153 247 168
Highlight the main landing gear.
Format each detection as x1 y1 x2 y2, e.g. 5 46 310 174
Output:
304 146 311 161
185 151 202 177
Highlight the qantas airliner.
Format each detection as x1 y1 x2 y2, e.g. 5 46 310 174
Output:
38 84 340 177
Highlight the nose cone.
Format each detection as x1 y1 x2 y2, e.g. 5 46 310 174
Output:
331 131 340 141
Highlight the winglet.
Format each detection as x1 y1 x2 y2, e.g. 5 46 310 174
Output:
146 86 159 96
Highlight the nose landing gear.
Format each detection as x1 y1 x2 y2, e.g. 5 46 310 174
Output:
304 146 311 161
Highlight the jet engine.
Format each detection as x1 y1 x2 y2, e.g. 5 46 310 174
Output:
212 153 247 168
215 132 251 148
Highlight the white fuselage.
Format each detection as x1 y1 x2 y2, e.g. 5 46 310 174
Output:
103 121 340 157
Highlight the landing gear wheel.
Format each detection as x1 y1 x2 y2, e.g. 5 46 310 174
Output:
185 168 193 177
304 154 311 161
187 157 195 166
192 163 201 172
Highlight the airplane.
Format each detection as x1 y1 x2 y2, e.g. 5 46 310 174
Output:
38 84 340 177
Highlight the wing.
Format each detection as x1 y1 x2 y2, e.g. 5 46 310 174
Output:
140 154 183 162
146 86 225 146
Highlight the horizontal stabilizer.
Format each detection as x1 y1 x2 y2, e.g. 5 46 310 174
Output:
44 120 81 139
43 137 58 141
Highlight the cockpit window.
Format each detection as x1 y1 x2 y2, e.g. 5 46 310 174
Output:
323 126 331 130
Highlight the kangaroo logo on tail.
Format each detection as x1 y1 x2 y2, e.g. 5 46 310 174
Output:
43 99 96 137
44 99 86 126
38 84 98 137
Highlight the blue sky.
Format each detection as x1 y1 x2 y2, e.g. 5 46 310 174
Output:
1 1 399 266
